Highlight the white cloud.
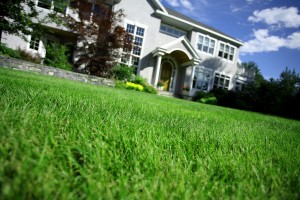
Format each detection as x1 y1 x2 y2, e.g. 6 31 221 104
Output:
249 7 300 28
240 29 300 54
246 0 273 5
163 0 194 10
286 32 300 49
163 0 180 7
180 0 194 10
246 0 255 4
230 5 243 12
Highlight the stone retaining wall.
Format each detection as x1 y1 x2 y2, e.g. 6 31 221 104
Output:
0 55 115 87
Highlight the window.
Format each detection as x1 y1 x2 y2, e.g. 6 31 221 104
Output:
192 67 211 91
29 37 40 51
218 43 235 61
160 24 186 38
235 82 243 91
121 23 146 67
37 0 68 13
38 0 52 9
197 35 216 55
213 73 230 90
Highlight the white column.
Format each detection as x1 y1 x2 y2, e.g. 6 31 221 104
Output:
154 54 163 86
188 65 195 96
187 60 200 96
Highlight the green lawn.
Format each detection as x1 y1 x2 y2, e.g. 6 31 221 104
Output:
0 67 299 199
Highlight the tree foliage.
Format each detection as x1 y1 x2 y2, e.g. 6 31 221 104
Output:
45 42 72 71
0 0 67 40
66 0 132 77
200 62 300 119
237 65 300 119
0 0 38 38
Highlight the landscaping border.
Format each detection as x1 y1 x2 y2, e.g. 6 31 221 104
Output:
0 55 115 87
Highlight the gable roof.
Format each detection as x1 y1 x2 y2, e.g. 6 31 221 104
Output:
152 36 201 64
150 1 244 47
166 8 241 42
160 36 200 59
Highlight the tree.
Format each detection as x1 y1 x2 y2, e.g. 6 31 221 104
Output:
241 61 265 86
0 0 68 41
65 0 132 77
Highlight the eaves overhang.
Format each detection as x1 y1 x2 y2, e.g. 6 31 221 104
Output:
152 36 202 64
155 10 244 47
151 0 168 13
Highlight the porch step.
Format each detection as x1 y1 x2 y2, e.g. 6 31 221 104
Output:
158 91 176 98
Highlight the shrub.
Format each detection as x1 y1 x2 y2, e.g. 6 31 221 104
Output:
211 88 237 107
115 80 127 89
132 75 147 86
126 82 144 91
143 85 158 94
132 76 158 94
45 42 72 71
111 64 135 81
199 97 218 105
0 43 22 59
17 48 42 64
193 91 214 101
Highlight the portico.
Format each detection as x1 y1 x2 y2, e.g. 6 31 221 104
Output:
152 36 201 96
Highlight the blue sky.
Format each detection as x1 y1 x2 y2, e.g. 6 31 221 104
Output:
160 0 300 79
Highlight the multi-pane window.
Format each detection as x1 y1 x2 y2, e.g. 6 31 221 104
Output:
126 24 135 34
38 0 52 9
235 82 244 91
29 37 40 51
37 0 68 13
192 67 211 91
197 35 216 55
160 24 186 38
218 43 235 61
122 23 145 67
213 73 230 90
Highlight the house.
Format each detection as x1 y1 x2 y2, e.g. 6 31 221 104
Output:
1 0 254 96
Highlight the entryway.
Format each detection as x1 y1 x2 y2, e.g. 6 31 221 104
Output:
160 62 173 91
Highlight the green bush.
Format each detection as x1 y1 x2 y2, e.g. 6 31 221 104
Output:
126 82 144 91
193 91 214 101
111 64 135 81
0 43 22 59
199 96 218 105
17 48 42 64
115 80 127 89
45 42 72 71
0 43 41 64
143 84 158 94
132 76 158 94
132 75 147 86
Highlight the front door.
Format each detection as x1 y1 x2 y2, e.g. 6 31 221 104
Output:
160 62 173 91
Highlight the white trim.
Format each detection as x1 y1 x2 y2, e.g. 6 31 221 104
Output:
151 0 168 13
122 19 148 70
217 41 236 63
160 23 186 38
191 65 213 93
196 33 217 57
159 36 201 61
213 71 232 90
156 10 244 47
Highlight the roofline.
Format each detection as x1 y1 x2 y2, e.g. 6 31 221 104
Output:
152 36 202 63
156 10 244 47
152 0 168 13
